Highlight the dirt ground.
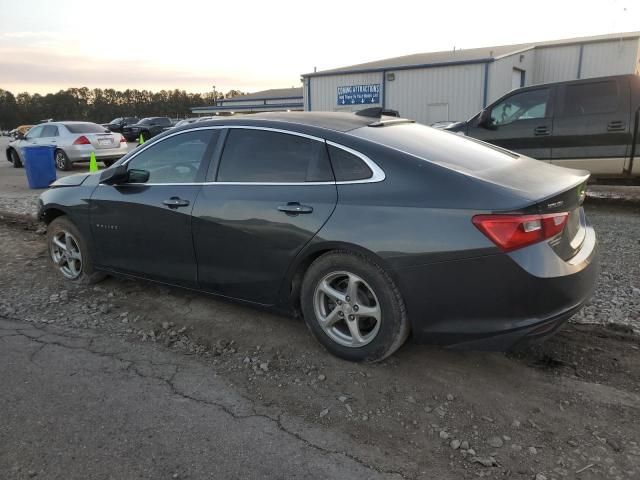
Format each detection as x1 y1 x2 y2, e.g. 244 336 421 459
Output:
1 201 639 480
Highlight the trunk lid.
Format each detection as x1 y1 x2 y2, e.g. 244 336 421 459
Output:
86 132 119 149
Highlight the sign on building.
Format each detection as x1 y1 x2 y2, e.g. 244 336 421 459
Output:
337 84 381 106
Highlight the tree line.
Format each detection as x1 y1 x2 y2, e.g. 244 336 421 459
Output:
0 87 246 129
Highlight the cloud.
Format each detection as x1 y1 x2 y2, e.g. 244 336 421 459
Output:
0 46 294 94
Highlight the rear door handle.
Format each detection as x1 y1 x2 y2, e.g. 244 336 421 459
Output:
163 197 190 209
607 120 626 131
277 202 313 215
533 126 550 136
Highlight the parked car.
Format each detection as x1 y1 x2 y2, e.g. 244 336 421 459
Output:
122 117 172 141
6 121 128 170
10 125 33 139
38 112 597 361
106 117 139 134
445 74 640 178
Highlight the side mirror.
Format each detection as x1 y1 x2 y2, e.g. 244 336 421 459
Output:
477 109 491 128
100 165 128 184
99 165 150 184
127 169 150 183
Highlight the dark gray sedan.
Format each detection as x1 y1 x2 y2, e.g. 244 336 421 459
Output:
38 112 597 361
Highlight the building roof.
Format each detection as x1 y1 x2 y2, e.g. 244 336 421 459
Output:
220 87 303 102
303 31 640 77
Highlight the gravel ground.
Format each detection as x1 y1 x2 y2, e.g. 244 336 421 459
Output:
1 216 639 479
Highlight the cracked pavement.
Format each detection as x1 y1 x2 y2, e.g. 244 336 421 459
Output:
0 318 403 480
0 202 639 479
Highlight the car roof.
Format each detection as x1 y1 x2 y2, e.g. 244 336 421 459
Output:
195 112 379 133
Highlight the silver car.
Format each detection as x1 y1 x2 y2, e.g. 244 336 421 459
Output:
5 122 129 171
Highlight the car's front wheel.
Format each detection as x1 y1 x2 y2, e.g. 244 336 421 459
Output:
301 251 409 362
47 216 106 284
54 149 72 171
9 149 22 168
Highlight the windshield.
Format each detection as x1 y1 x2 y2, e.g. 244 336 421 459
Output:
138 118 153 125
64 123 109 134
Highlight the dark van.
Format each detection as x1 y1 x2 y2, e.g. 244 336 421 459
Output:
446 74 640 177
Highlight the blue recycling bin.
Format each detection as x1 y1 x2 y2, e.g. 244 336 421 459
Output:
22 145 57 189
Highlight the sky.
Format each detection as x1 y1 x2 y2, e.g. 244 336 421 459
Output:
0 0 638 95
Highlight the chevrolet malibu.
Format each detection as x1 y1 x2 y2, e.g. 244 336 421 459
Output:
38 112 598 362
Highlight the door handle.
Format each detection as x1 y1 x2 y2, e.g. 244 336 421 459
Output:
163 197 190 209
607 120 626 132
533 126 550 136
277 202 313 215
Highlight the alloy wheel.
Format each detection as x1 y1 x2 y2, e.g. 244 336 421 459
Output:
313 271 382 348
50 230 83 279
55 151 66 170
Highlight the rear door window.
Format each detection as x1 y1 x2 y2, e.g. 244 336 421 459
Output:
327 145 372 181
216 129 334 183
561 81 618 116
41 125 59 137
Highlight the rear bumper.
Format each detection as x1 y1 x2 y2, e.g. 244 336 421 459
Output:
398 226 598 350
64 144 128 163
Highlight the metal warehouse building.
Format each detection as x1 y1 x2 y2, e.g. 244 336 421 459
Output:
302 31 640 125
191 87 303 115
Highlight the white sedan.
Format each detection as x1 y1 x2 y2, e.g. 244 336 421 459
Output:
6 122 129 171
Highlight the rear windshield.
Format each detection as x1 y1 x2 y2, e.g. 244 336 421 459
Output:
65 123 109 134
352 123 517 173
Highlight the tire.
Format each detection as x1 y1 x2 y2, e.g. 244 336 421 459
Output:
300 251 409 362
9 149 23 168
47 216 106 284
54 149 72 171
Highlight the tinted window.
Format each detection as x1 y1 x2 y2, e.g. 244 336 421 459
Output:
127 130 216 183
562 81 618 116
25 125 44 139
65 123 109 134
327 145 372 181
41 125 59 137
138 118 152 125
156 117 172 126
109 118 122 124
217 129 333 183
490 88 549 126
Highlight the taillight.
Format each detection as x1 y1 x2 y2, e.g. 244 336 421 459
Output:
120 135 126 143
472 212 569 252
73 135 90 145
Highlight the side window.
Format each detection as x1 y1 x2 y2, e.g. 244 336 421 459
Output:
41 125 59 137
490 88 550 126
562 81 618 116
216 129 333 183
25 125 43 140
327 145 372 181
127 130 217 183
158 118 171 126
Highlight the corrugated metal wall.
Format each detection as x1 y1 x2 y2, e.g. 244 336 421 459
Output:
385 64 485 123
580 39 639 78
305 37 640 124
307 72 384 112
532 45 581 84
487 50 535 104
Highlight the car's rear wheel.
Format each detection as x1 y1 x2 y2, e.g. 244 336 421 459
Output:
9 149 22 168
54 149 72 171
47 216 106 284
301 251 409 362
